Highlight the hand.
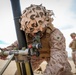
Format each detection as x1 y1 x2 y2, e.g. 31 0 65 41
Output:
0 55 7 60
0 48 7 60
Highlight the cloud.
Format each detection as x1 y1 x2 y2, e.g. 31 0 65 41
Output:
59 24 74 30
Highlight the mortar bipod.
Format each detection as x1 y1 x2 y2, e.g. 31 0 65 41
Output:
0 49 34 75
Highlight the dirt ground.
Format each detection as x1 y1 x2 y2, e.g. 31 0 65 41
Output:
0 57 76 75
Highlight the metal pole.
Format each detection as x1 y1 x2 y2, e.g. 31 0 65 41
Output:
0 49 29 56
10 0 27 49
10 0 33 75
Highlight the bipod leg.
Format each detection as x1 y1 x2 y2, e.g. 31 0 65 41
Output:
15 61 22 75
24 57 33 75
15 55 34 75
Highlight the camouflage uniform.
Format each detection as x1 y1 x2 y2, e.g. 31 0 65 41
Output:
69 33 76 67
1 4 73 75
42 28 72 75
3 28 73 75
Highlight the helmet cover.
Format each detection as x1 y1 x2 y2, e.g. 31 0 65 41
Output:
20 4 54 34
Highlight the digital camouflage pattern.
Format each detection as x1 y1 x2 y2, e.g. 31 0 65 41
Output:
69 33 76 68
1 4 73 75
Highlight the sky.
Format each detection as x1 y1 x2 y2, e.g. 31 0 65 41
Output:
0 0 76 57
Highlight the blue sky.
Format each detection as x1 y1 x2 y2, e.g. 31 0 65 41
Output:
0 40 7 44
0 0 76 57
71 0 76 13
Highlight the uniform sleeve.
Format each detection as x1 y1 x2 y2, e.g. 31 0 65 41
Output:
69 41 73 48
43 28 72 75
2 41 19 50
69 40 76 50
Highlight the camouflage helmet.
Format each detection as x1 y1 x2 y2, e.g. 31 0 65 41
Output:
20 4 54 34
70 33 76 37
